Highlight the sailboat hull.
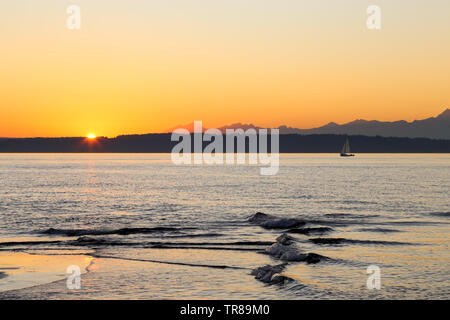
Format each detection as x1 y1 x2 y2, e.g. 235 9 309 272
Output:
340 153 355 157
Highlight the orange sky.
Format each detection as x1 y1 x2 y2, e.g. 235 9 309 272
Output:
0 1 449 138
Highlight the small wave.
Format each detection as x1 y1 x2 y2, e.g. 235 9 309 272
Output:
68 236 132 246
0 240 63 247
357 228 402 233
91 254 248 270
147 240 272 247
323 213 380 219
149 245 262 251
316 200 378 205
309 237 415 246
427 212 450 218
67 237 273 251
279 194 314 200
164 233 222 239
305 219 355 227
341 200 378 205
287 227 333 235
387 220 446 225
1 236 272 251
40 226 194 237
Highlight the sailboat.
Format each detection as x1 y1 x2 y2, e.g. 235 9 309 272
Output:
340 137 355 157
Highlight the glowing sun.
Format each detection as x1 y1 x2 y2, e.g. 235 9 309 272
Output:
87 134 97 139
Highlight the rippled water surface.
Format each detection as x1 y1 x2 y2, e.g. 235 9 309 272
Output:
0 154 449 299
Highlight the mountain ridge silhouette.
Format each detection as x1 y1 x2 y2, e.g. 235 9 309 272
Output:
166 109 450 139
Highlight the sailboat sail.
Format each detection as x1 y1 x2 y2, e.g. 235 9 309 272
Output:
341 138 351 154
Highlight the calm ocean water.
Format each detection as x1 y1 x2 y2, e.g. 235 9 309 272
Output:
0 153 449 299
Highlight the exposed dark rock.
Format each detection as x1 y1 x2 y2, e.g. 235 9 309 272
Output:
70 236 111 245
265 241 327 264
278 251 325 264
276 233 296 245
251 263 293 284
266 242 293 258
270 275 294 284
248 212 305 229
248 212 272 223
303 253 324 264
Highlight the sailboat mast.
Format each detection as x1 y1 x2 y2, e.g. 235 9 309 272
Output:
341 137 351 154
340 137 354 156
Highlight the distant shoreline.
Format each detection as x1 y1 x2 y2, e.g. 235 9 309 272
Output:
1 134 450 153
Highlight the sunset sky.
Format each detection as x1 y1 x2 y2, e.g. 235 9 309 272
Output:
1 0 449 138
